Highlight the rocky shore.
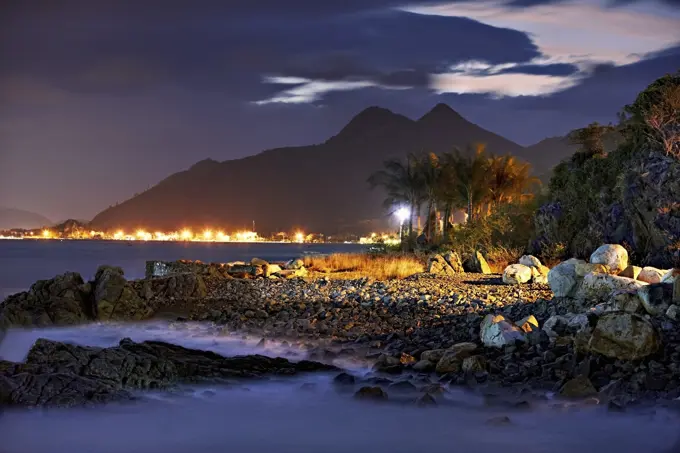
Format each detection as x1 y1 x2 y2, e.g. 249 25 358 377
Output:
1 247 679 411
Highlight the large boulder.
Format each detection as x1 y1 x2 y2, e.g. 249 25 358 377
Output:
548 259 585 298
543 313 589 340
576 273 647 302
530 265 550 284
442 251 464 273
0 338 335 407
480 314 525 348
93 266 152 321
0 272 91 328
463 251 491 274
428 254 457 277
619 265 642 280
502 264 532 285
637 283 674 316
575 262 609 278
435 342 477 374
589 244 628 274
637 267 665 284
584 312 660 360
519 255 542 268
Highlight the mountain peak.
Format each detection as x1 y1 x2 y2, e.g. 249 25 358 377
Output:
331 106 413 143
418 103 465 122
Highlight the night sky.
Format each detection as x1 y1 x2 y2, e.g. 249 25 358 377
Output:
1 0 679 222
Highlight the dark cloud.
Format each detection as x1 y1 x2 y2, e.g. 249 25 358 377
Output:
497 63 580 76
508 0 680 7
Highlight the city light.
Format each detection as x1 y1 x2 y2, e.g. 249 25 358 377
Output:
295 231 305 243
203 229 213 240
395 207 410 224
42 229 51 238
181 229 193 240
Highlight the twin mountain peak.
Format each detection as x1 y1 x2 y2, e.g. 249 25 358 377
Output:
90 104 574 234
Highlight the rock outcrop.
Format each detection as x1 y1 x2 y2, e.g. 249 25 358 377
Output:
463 251 492 274
0 338 335 407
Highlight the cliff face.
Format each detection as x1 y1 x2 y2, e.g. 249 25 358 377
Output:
90 104 568 234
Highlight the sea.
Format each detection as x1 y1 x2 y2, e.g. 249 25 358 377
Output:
1 240 680 453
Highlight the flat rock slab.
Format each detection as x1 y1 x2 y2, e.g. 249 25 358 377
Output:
0 338 336 407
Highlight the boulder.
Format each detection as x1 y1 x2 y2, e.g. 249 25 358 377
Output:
502 264 532 285
264 264 283 278
608 291 642 313
589 244 628 274
637 283 674 316
637 267 665 284
434 342 477 374
661 269 680 284
442 251 464 273
575 262 609 278
463 251 491 274
420 349 446 363
251 257 269 266
461 355 487 374
519 255 542 268
0 338 335 407
93 266 152 321
428 254 457 277
354 386 388 401
585 312 660 360
285 259 305 270
548 259 586 298
576 273 647 302
666 305 679 321
530 265 550 284
480 314 525 348
619 265 642 280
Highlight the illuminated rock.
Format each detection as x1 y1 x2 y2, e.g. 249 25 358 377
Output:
519 255 542 268
585 312 659 360
589 244 628 274
637 266 665 284
548 259 586 297
463 251 491 274
479 314 525 348
502 264 532 285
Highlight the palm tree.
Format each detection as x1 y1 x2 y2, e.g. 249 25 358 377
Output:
415 152 441 240
488 155 540 208
442 144 490 224
367 153 423 238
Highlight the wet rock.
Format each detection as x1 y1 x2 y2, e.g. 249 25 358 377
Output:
462 355 487 374
638 283 674 316
619 265 642 280
435 342 477 374
480 314 524 348
502 264 532 285
333 372 356 386
519 255 542 268
464 251 491 274
585 312 660 360
413 360 434 372
354 386 388 401
560 376 597 398
590 244 628 274
638 267 665 284
548 259 586 297
0 338 335 407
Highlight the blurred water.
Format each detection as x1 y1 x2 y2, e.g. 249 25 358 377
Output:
0 240 367 298
1 321 679 453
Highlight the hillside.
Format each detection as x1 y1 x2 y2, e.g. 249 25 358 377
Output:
90 104 573 234
0 208 52 230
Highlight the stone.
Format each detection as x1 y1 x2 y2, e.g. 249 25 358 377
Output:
480 314 525 348
420 349 446 363
619 265 642 280
462 355 487 373
463 251 491 274
250 257 269 266
435 342 477 374
637 267 665 284
413 360 434 372
414 393 437 407
666 305 679 321
428 254 457 277
264 264 282 278
354 386 388 401
502 264 532 285
543 313 589 340
576 273 647 302
610 291 642 313
519 255 542 268
442 251 464 273
575 262 610 278
661 269 680 284
285 259 305 270
516 315 539 333
638 283 674 316
548 259 586 298
560 376 597 399
589 244 628 274
333 373 356 386
586 312 660 360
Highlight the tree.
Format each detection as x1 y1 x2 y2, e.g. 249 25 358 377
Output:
444 144 490 224
488 155 540 207
367 153 423 239
415 152 441 240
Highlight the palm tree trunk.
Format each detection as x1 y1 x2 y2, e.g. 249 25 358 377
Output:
467 189 473 224
426 199 433 239
443 203 452 239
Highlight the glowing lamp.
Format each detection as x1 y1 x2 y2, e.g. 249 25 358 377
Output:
395 207 410 224
181 229 192 240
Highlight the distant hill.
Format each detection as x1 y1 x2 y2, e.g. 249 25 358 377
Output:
518 137 577 182
90 104 574 234
0 208 52 230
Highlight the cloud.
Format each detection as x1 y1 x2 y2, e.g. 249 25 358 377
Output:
402 0 680 97
254 79 379 104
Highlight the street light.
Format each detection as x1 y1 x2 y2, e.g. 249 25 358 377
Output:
394 207 410 243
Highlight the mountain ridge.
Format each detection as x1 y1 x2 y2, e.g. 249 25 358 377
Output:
0 208 52 230
90 104 575 234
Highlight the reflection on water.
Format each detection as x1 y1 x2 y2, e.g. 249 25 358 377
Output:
1 322 679 453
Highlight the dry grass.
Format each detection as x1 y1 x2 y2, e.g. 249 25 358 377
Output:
484 246 524 273
303 253 425 280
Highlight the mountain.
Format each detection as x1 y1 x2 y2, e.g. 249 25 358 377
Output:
0 208 52 230
518 137 577 182
90 104 570 234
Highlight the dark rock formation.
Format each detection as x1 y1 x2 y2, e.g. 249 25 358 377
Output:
0 338 336 407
